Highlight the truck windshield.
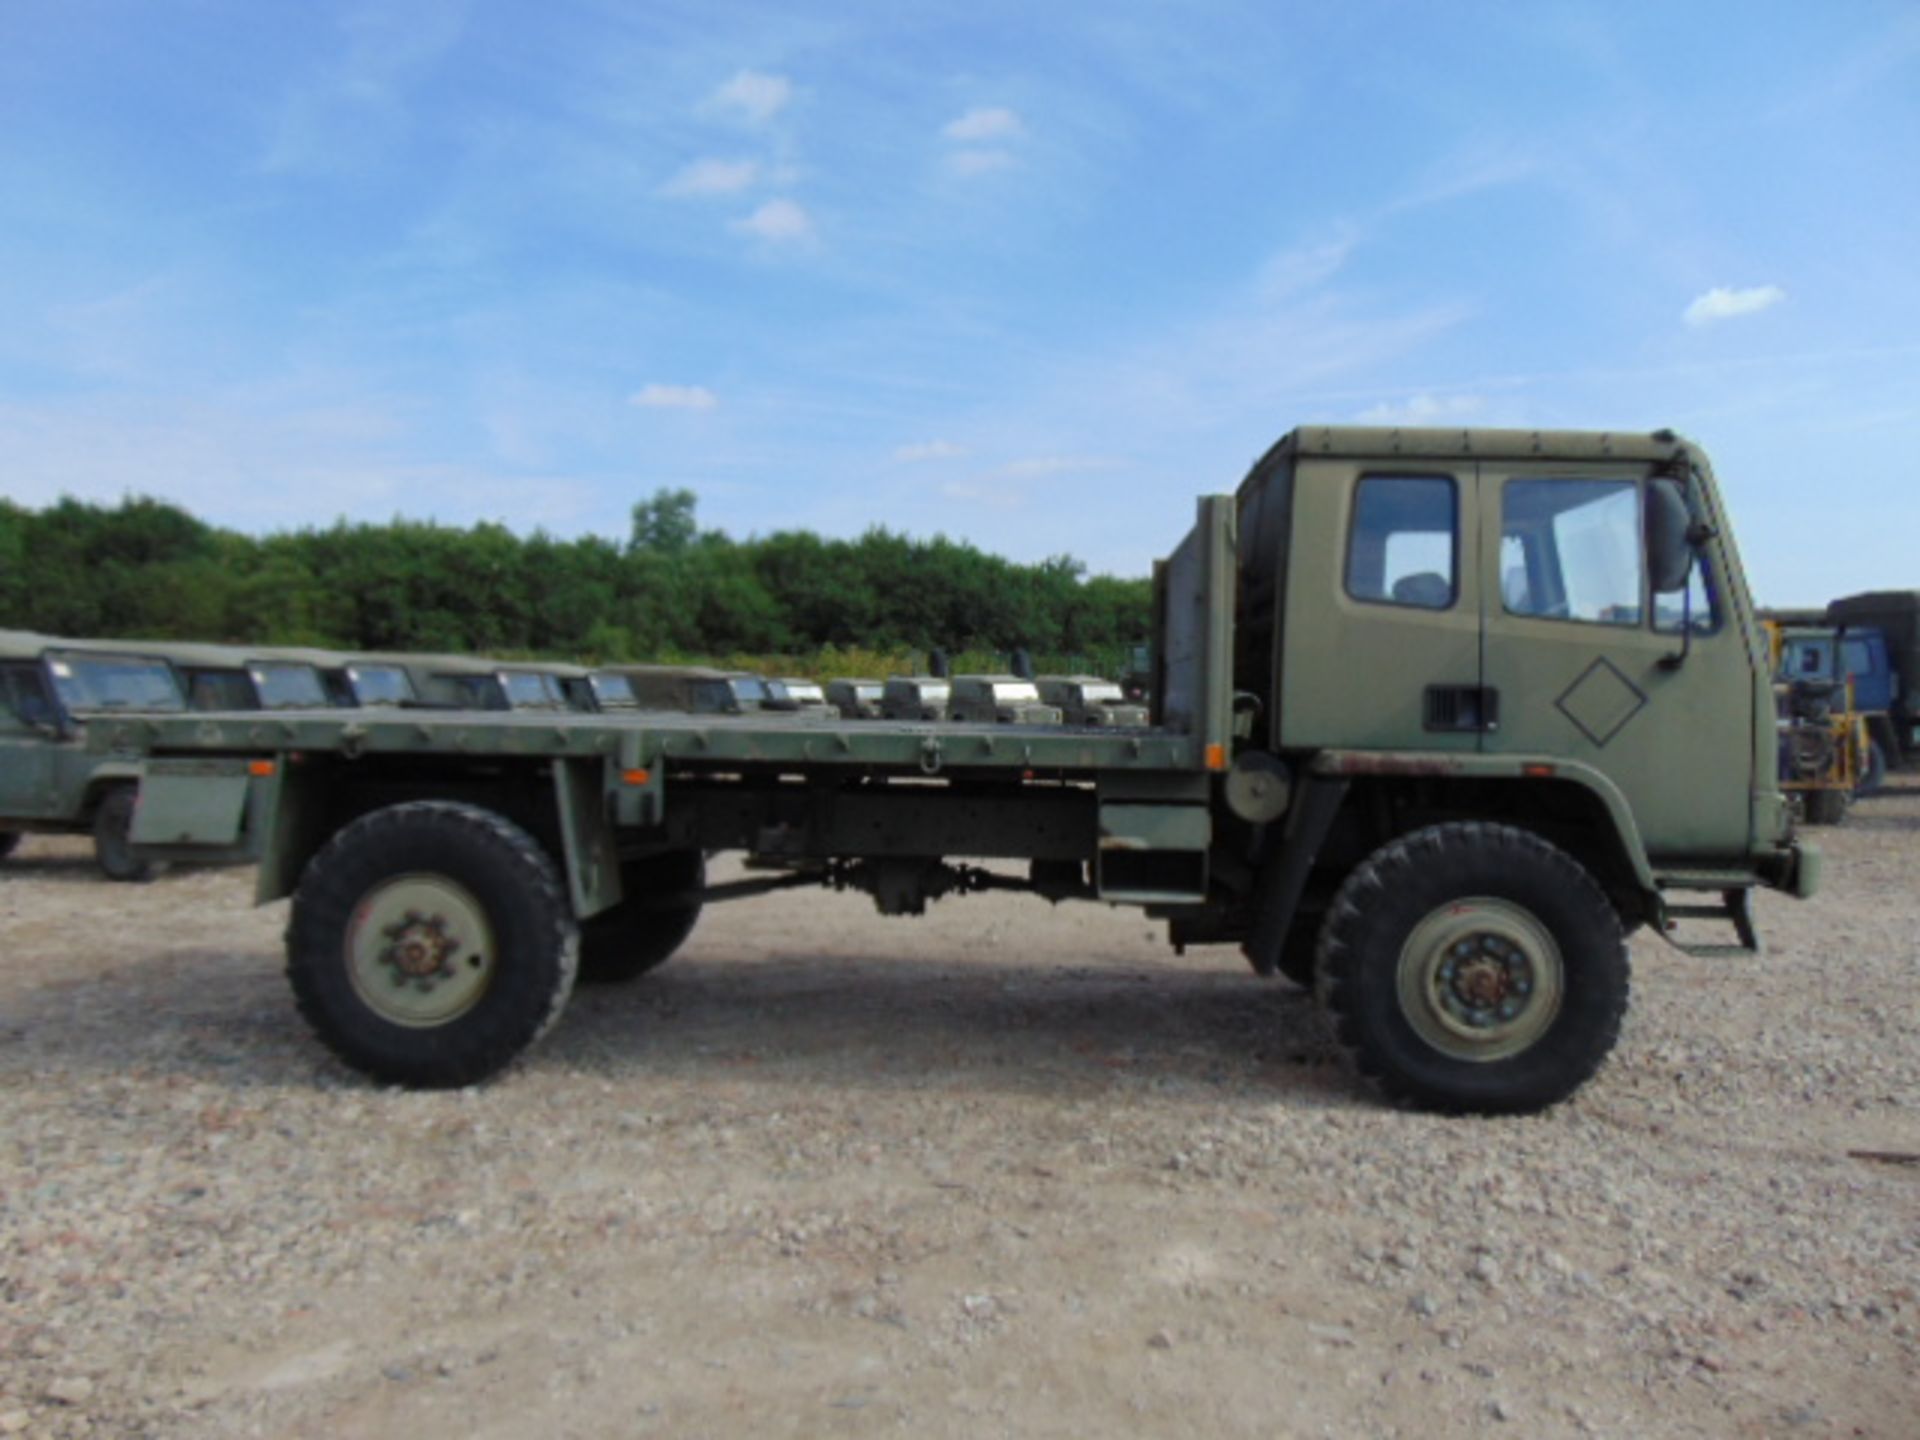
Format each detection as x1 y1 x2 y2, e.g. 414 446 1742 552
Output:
47 654 186 714
250 663 330 709
184 668 260 711
1080 683 1125 702
501 672 567 709
345 664 416 705
992 683 1041 703
780 681 825 702
590 674 638 708
729 678 770 705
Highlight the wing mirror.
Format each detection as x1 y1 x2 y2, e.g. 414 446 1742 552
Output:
1646 477 1694 594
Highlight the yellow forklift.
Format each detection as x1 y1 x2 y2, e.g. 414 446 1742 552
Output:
1765 621 1869 825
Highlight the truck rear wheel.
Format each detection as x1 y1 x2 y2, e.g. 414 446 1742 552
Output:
578 849 705 984
287 801 579 1088
93 786 154 883
1315 823 1629 1114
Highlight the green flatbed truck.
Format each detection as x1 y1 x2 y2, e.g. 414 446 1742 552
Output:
94 427 1817 1112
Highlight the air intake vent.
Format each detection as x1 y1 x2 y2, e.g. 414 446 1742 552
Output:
1425 685 1500 733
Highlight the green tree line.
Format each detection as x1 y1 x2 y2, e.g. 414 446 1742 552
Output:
0 489 1152 667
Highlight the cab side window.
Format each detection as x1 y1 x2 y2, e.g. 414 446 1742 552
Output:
1501 478 1642 625
1346 475 1457 610
0 664 58 729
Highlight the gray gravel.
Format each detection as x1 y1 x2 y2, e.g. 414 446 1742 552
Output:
1 783 1917 1438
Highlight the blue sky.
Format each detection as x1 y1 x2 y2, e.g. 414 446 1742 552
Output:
2 2 1916 603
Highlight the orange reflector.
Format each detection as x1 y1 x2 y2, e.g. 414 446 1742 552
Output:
1522 763 1555 778
621 768 651 786
1205 743 1227 771
247 760 276 778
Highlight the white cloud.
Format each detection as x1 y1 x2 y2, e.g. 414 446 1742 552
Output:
948 149 1016 177
709 70 792 125
1256 233 1357 302
1354 392 1485 425
732 198 813 242
1684 284 1787 328
943 107 1025 143
661 157 760 197
1000 455 1116 478
940 480 1022 508
629 383 718 411
893 439 967 463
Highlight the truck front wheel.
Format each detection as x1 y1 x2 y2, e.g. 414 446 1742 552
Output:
1315 823 1629 1114
578 849 706 984
0 831 19 862
287 801 580 1088
93 786 154 883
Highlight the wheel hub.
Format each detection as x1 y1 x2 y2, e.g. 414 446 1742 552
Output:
1396 899 1564 1063
380 912 462 988
346 874 497 1028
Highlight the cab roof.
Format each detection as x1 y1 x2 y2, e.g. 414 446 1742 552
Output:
1268 425 1694 466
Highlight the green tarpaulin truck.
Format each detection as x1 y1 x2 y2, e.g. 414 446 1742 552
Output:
93 427 1817 1112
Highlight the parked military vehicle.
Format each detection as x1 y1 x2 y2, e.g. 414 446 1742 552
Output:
99 427 1815 1114
396 655 584 712
1826 591 1919 769
880 675 950 720
1775 623 1895 796
948 676 1063 725
0 630 189 879
56 640 335 713
825 679 884 719
599 665 773 716
246 647 423 708
764 678 836 720
1036 674 1150 728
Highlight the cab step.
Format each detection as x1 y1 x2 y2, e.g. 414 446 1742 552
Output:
1656 881 1761 958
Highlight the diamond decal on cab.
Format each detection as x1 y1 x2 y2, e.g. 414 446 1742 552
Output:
1554 657 1647 748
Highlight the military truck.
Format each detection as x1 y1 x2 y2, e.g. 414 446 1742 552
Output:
97 427 1814 1113
825 679 884 718
880 675 950 720
1826 591 1919 770
0 631 189 879
1037 674 1151 728
947 676 1063 725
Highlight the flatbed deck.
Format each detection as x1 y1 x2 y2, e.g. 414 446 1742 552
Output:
93 708 1213 776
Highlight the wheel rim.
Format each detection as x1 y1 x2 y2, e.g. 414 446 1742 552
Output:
346 874 497 1028
1395 897 1565 1063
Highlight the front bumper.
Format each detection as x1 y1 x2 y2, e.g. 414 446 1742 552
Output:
1759 839 1822 899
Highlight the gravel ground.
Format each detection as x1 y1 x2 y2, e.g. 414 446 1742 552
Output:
1 783 1917 1439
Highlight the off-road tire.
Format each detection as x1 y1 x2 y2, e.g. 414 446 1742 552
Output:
93 786 154 883
1315 822 1630 1114
0 831 20 862
578 849 705 984
1802 788 1848 826
287 801 579 1088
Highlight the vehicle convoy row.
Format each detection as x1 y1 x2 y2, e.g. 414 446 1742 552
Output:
93 426 1817 1115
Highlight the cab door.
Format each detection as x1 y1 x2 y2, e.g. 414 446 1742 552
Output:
1280 458 1482 751
1476 463 1751 858
0 663 59 820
